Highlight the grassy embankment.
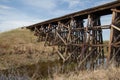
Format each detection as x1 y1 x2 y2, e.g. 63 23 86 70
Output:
0 28 119 80
0 28 58 70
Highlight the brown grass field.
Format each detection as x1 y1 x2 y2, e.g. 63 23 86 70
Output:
52 66 120 80
0 28 119 80
0 28 57 70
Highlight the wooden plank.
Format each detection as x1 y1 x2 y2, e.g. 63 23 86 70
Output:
111 24 120 31
78 49 96 68
58 22 69 29
108 11 116 61
67 25 71 42
56 31 67 45
113 41 120 45
44 33 48 46
68 36 81 44
77 45 87 60
111 9 120 13
72 25 110 31
65 47 78 62
57 50 66 62
71 44 108 47
35 27 40 33
109 47 120 63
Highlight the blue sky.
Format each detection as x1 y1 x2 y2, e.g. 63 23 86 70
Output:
0 0 116 40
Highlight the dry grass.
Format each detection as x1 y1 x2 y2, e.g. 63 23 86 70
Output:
52 66 120 80
0 28 120 80
0 28 58 70
0 64 119 80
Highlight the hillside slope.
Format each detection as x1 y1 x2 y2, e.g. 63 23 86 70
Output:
0 28 57 70
0 29 119 80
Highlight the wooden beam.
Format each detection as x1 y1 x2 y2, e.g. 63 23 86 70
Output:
67 25 71 42
35 26 40 33
58 22 69 29
78 49 96 68
56 31 67 45
109 47 120 63
65 47 78 62
72 25 110 31
71 44 108 47
108 11 116 61
111 9 120 13
111 24 120 31
57 50 66 62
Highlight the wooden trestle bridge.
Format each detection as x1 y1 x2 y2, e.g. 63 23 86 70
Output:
27 1 120 69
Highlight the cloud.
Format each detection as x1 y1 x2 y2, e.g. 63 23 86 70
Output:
0 0 10 3
62 0 89 8
22 0 56 10
48 9 72 18
0 20 42 32
0 5 12 9
94 0 116 6
0 18 44 32
0 4 44 32
62 0 116 9
65 0 80 8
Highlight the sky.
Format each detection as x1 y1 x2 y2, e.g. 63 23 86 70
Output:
0 0 116 40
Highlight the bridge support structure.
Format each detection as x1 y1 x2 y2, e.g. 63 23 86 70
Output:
27 1 120 69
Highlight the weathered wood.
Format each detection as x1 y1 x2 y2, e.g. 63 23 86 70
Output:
78 49 96 68
109 47 120 63
108 11 116 61
27 1 120 70
111 9 120 13
57 50 66 62
67 25 71 42
111 24 120 31
44 33 48 46
56 31 67 45
64 47 78 62
58 22 69 29
72 25 110 31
